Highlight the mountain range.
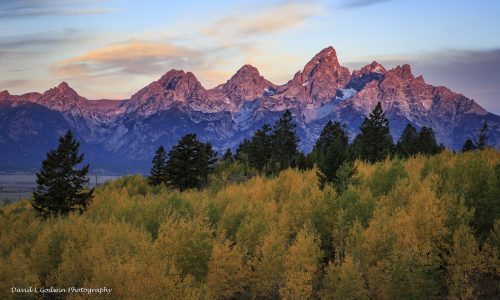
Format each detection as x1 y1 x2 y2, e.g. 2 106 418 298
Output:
1 46 499 173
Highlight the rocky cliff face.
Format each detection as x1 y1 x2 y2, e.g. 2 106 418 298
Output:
1 46 499 172
275 46 351 106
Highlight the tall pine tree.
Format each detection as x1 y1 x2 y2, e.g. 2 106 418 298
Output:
149 145 167 186
313 121 350 188
222 148 234 163
354 102 393 163
416 126 440 155
248 124 272 175
32 130 94 218
235 139 251 163
462 139 476 152
396 124 418 157
270 110 299 172
478 122 488 150
164 134 217 191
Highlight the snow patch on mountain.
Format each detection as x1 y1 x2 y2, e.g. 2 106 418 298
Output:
336 88 357 101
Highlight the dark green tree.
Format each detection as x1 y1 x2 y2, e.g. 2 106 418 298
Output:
478 122 488 150
334 161 358 194
354 102 394 163
235 139 251 163
270 110 299 171
462 139 475 152
149 145 167 186
32 130 94 218
198 142 219 187
416 126 440 155
396 124 418 157
294 152 313 171
164 134 217 191
314 121 350 188
248 124 272 174
222 148 234 163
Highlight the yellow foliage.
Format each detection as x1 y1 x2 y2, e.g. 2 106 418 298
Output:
280 224 322 299
321 255 368 300
0 150 499 299
251 227 287 298
156 216 214 281
206 239 247 299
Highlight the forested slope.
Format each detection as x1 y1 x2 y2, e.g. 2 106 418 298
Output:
1 150 499 299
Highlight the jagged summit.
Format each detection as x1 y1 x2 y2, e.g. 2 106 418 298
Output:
278 46 351 105
360 61 387 76
217 64 277 107
126 69 210 116
58 81 71 89
157 69 205 94
1 45 498 167
389 64 415 80
0 90 10 101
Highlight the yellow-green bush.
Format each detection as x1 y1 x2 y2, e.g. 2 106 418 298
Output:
0 150 499 299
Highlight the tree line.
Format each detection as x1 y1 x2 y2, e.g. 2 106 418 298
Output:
31 102 492 218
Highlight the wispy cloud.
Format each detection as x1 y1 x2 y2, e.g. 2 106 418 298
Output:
0 0 114 18
0 29 83 49
51 1 326 90
206 1 323 38
0 79 29 88
341 0 393 8
54 41 205 77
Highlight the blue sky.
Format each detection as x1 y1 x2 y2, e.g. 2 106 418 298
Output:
1 0 500 113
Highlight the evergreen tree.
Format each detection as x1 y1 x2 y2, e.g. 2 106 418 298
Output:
198 142 219 187
248 124 272 174
334 161 358 194
164 134 217 191
235 139 251 163
478 122 488 150
222 148 234 163
355 102 394 163
32 130 94 218
270 110 299 171
314 121 350 188
462 139 475 152
416 126 440 155
149 145 167 186
396 124 418 157
294 152 313 171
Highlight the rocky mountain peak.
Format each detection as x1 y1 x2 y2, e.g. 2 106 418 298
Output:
126 69 209 115
348 61 387 91
23 82 87 115
57 81 70 89
389 64 414 80
0 90 10 100
354 61 387 77
235 64 260 76
218 64 276 107
157 69 204 93
39 82 84 104
280 46 351 105
302 46 342 78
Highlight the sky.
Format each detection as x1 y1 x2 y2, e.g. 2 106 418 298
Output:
1 0 500 114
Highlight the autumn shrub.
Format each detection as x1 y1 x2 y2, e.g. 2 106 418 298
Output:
0 150 499 299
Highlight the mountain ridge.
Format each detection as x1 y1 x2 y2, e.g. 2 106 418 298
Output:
1 46 499 172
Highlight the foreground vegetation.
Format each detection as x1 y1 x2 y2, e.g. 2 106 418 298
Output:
1 149 500 299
